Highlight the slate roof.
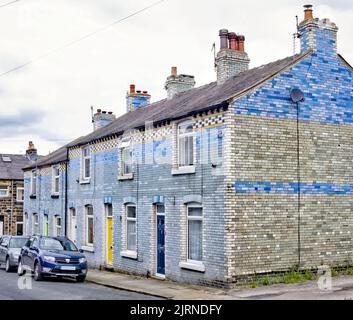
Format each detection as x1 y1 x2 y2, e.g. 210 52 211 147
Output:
24 50 313 170
0 154 35 180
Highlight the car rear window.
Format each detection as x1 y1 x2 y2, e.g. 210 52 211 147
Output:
9 237 29 248
40 238 78 251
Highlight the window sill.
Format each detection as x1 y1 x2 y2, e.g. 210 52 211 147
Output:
179 261 205 272
80 179 91 185
118 173 134 181
81 245 94 252
121 250 137 260
29 195 36 199
172 166 196 175
51 194 59 199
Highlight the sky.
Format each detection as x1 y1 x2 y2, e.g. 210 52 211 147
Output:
0 0 352 155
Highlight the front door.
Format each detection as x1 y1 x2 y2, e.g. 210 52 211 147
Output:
107 217 113 265
70 209 77 243
0 220 3 237
156 205 165 276
43 215 49 236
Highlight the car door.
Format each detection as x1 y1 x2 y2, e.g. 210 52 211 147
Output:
27 238 39 270
0 236 9 263
21 237 33 268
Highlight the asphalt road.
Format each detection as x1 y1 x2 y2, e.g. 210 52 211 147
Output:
0 266 162 300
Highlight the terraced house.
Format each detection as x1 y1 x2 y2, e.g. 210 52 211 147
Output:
0 142 38 236
23 6 353 287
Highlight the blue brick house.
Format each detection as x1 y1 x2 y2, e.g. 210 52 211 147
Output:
23 6 353 286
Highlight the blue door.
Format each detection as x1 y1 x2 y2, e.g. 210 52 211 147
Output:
157 213 165 275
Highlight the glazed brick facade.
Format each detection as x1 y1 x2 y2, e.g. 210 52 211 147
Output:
23 164 66 237
225 17 353 282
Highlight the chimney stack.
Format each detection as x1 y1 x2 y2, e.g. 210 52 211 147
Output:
26 141 38 162
298 5 338 55
126 84 151 112
93 108 116 131
215 29 250 84
165 67 196 100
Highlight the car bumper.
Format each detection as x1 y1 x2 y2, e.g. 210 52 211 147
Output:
9 256 20 267
40 261 88 277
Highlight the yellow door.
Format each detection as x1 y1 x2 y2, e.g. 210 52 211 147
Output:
107 218 113 265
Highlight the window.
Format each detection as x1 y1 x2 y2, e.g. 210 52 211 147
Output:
55 216 62 236
81 146 91 181
178 121 194 167
15 216 24 236
86 206 94 245
106 204 113 217
121 146 132 175
126 205 137 252
16 187 24 202
0 185 9 197
33 213 39 235
31 170 37 195
52 166 60 194
187 204 203 262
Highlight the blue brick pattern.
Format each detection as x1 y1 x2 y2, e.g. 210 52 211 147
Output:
234 181 353 194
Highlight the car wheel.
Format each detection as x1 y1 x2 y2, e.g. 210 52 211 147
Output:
5 257 13 272
76 275 86 283
33 262 43 281
17 260 25 276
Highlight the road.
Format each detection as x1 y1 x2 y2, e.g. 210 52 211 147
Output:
0 267 162 300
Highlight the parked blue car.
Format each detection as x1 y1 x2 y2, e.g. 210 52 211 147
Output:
18 235 88 282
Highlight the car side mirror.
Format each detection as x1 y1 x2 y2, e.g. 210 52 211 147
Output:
30 246 39 252
79 249 84 253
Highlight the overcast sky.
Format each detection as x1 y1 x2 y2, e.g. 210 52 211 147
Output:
0 0 352 155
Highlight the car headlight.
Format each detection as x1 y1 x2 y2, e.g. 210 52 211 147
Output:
43 256 56 262
79 257 87 264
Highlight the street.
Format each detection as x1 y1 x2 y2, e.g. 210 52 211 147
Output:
0 267 162 300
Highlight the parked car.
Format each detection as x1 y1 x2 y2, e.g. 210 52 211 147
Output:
18 235 88 282
0 236 30 272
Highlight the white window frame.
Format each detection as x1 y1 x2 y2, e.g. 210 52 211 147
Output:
177 120 194 168
52 166 60 195
81 146 91 182
55 216 62 236
16 187 24 202
125 204 137 253
118 138 133 180
85 206 94 246
0 185 9 198
31 170 37 196
33 213 39 235
186 203 203 264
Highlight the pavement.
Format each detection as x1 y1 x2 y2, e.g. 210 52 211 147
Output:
86 269 353 300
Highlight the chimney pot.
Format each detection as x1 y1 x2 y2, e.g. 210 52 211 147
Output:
237 35 245 52
97 108 102 113
136 90 141 93
130 84 135 94
219 29 229 49
304 4 313 20
102 110 107 114
143 90 148 94
108 111 113 114
171 66 177 76
228 32 237 50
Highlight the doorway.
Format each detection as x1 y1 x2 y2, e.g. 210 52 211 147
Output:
105 204 113 266
70 208 77 243
156 205 165 277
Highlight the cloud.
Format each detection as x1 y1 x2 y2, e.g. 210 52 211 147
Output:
0 0 351 155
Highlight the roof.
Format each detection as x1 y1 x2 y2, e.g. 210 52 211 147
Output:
25 51 312 170
0 154 35 180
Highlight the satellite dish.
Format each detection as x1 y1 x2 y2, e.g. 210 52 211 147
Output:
290 88 304 103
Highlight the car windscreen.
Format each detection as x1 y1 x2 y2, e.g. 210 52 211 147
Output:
9 237 29 248
39 238 78 251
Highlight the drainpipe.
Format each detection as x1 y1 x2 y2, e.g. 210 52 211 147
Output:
64 148 69 236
